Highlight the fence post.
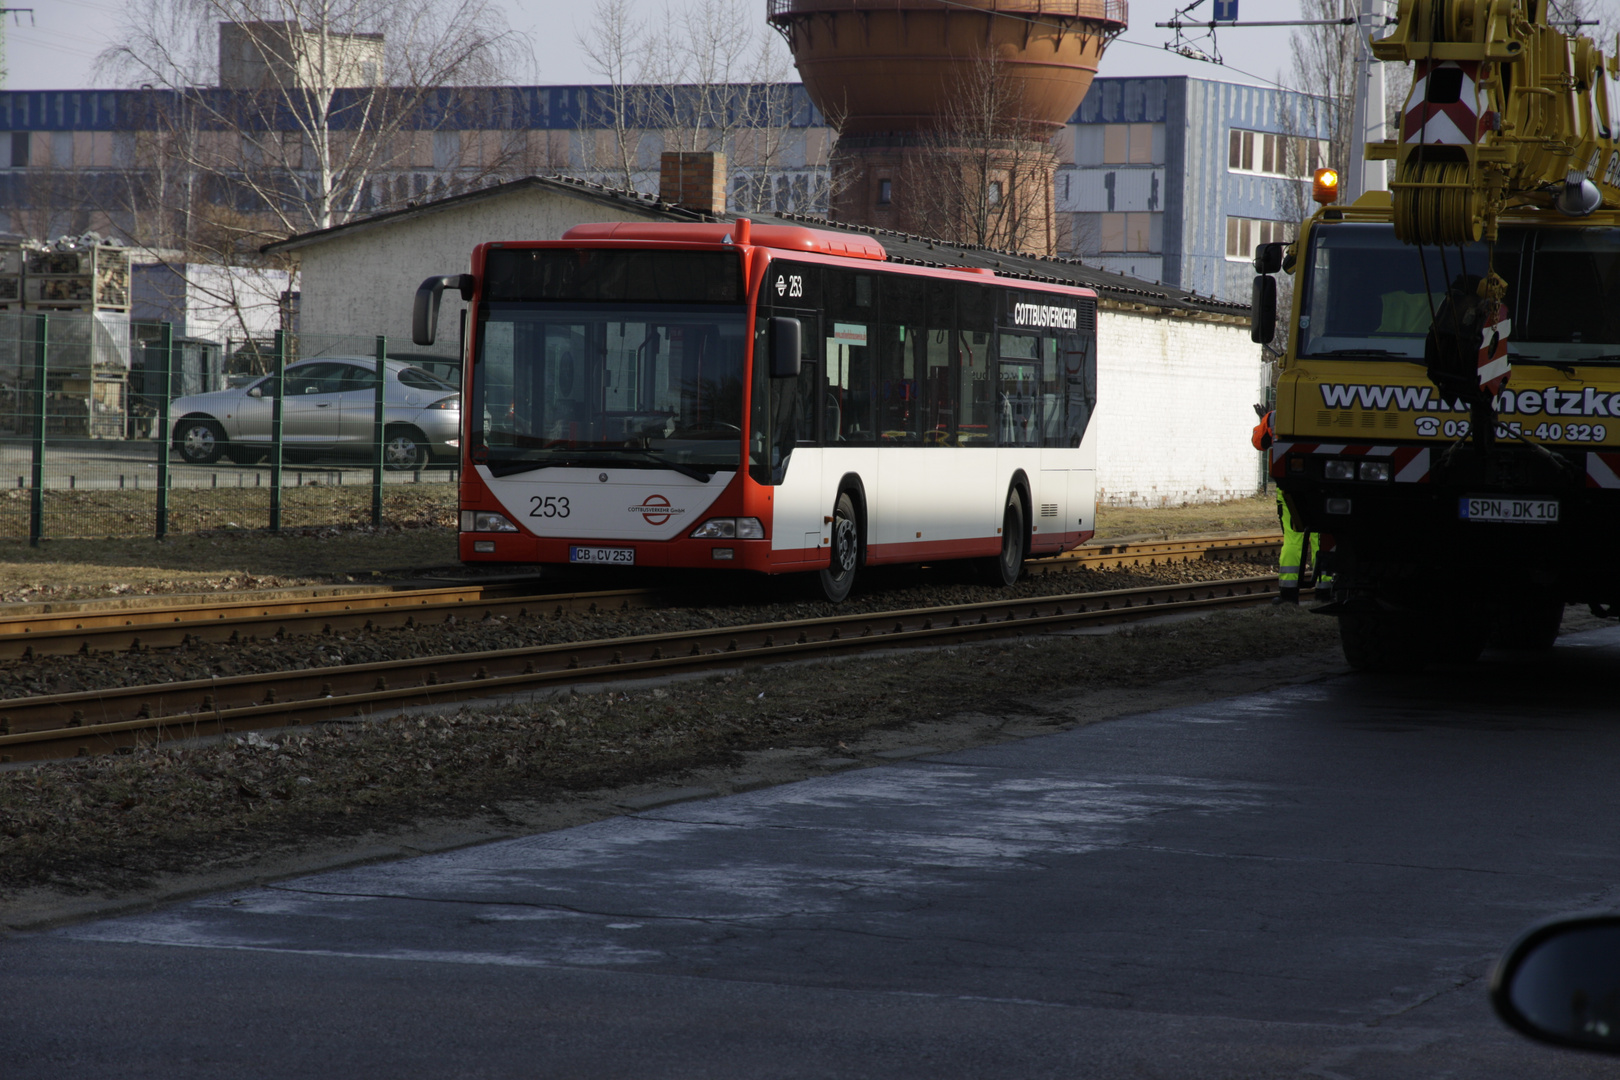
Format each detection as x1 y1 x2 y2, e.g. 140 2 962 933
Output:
27 314 46 548
269 329 285 532
372 334 385 529
155 322 173 539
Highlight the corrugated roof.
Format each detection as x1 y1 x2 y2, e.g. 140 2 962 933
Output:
263 172 1247 318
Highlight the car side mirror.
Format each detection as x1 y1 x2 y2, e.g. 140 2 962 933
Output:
1493 914 1620 1053
1250 275 1277 344
769 316 802 379
249 386 263 398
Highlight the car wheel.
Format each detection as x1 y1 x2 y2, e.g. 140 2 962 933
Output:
817 491 861 603
176 418 225 465
383 427 430 471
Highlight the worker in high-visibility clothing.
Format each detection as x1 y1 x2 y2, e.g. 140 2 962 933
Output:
1252 409 1328 604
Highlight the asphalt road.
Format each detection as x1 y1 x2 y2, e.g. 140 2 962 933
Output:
7 629 1620 1077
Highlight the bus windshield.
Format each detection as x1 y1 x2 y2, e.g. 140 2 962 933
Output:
472 303 747 478
1299 223 1620 364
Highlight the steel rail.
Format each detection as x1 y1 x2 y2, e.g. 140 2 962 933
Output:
0 534 1282 660
0 575 1279 762
0 586 655 660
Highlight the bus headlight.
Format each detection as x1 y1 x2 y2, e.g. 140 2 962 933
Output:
691 517 765 539
460 511 519 532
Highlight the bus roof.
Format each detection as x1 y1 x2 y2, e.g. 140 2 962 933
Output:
562 221 888 261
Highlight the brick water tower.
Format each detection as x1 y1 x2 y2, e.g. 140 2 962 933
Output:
768 0 1127 254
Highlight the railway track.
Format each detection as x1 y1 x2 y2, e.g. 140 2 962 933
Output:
0 573 1280 763
0 534 1282 660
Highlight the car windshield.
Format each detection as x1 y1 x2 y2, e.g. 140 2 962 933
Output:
1298 223 1620 364
471 303 746 476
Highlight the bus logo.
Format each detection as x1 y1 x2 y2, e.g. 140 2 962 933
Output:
629 495 683 525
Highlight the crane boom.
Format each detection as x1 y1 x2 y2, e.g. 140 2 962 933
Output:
1366 0 1620 243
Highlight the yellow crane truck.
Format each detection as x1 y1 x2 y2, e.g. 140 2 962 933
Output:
1257 0 1620 668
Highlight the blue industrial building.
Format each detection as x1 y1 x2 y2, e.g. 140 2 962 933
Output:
1059 76 1334 302
0 75 1329 305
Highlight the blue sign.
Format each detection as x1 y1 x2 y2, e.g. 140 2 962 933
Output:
1213 0 1238 19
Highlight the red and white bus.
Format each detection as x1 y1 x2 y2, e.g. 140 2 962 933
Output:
413 218 1098 601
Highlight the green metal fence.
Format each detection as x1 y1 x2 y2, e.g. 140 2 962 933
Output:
0 313 460 543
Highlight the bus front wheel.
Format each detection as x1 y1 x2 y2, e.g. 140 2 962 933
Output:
818 491 860 603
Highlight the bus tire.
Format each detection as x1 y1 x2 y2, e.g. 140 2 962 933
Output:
981 488 1027 587
818 490 860 603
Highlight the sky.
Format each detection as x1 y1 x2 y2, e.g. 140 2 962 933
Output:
5 0 1316 94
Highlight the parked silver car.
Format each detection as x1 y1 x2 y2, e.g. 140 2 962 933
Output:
170 357 461 470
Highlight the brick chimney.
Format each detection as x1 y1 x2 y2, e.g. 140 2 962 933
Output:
659 152 726 215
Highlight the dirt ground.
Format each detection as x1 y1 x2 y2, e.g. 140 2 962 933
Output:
0 604 1347 929
0 493 1275 604
0 493 1300 928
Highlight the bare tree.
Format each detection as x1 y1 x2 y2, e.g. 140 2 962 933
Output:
1289 0 1358 181
92 0 524 349
898 50 1057 253
574 0 828 212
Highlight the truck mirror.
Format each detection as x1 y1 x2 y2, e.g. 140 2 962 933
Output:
1253 242 1285 275
413 274 475 346
1251 275 1277 344
1493 914 1620 1054
769 316 802 379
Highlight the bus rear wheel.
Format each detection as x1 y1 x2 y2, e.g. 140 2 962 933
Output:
980 489 1027 587
817 491 860 603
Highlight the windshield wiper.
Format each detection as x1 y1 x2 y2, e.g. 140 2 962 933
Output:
1312 348 1412 357
483 450 716 482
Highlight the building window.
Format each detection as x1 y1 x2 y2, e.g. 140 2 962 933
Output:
1100 211 1155 253
987 180 1003 206
1103 123 1156 165
878 178 891 205
1229 128 1328 179
1226 216 1291 259
7 132 24 167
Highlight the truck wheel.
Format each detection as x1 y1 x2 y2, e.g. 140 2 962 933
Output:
1490 598 1564 651
1338 610 1422 672
817 491 860 603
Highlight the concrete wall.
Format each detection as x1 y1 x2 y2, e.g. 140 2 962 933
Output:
1093 308 1264 506
291 187 668 357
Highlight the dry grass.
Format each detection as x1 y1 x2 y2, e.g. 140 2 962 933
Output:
0 493 1273 604
1093 493 1279 541
0 487 456 602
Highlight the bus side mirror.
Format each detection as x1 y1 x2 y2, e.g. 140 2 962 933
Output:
769 316 801 379
413 274 475 346
1250 275 1277 344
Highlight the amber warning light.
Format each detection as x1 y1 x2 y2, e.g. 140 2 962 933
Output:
1312 167 1340 205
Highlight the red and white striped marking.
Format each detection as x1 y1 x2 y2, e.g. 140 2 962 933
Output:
1478 303 1511 393
1587 452 1620 488
1403 60 1484 145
